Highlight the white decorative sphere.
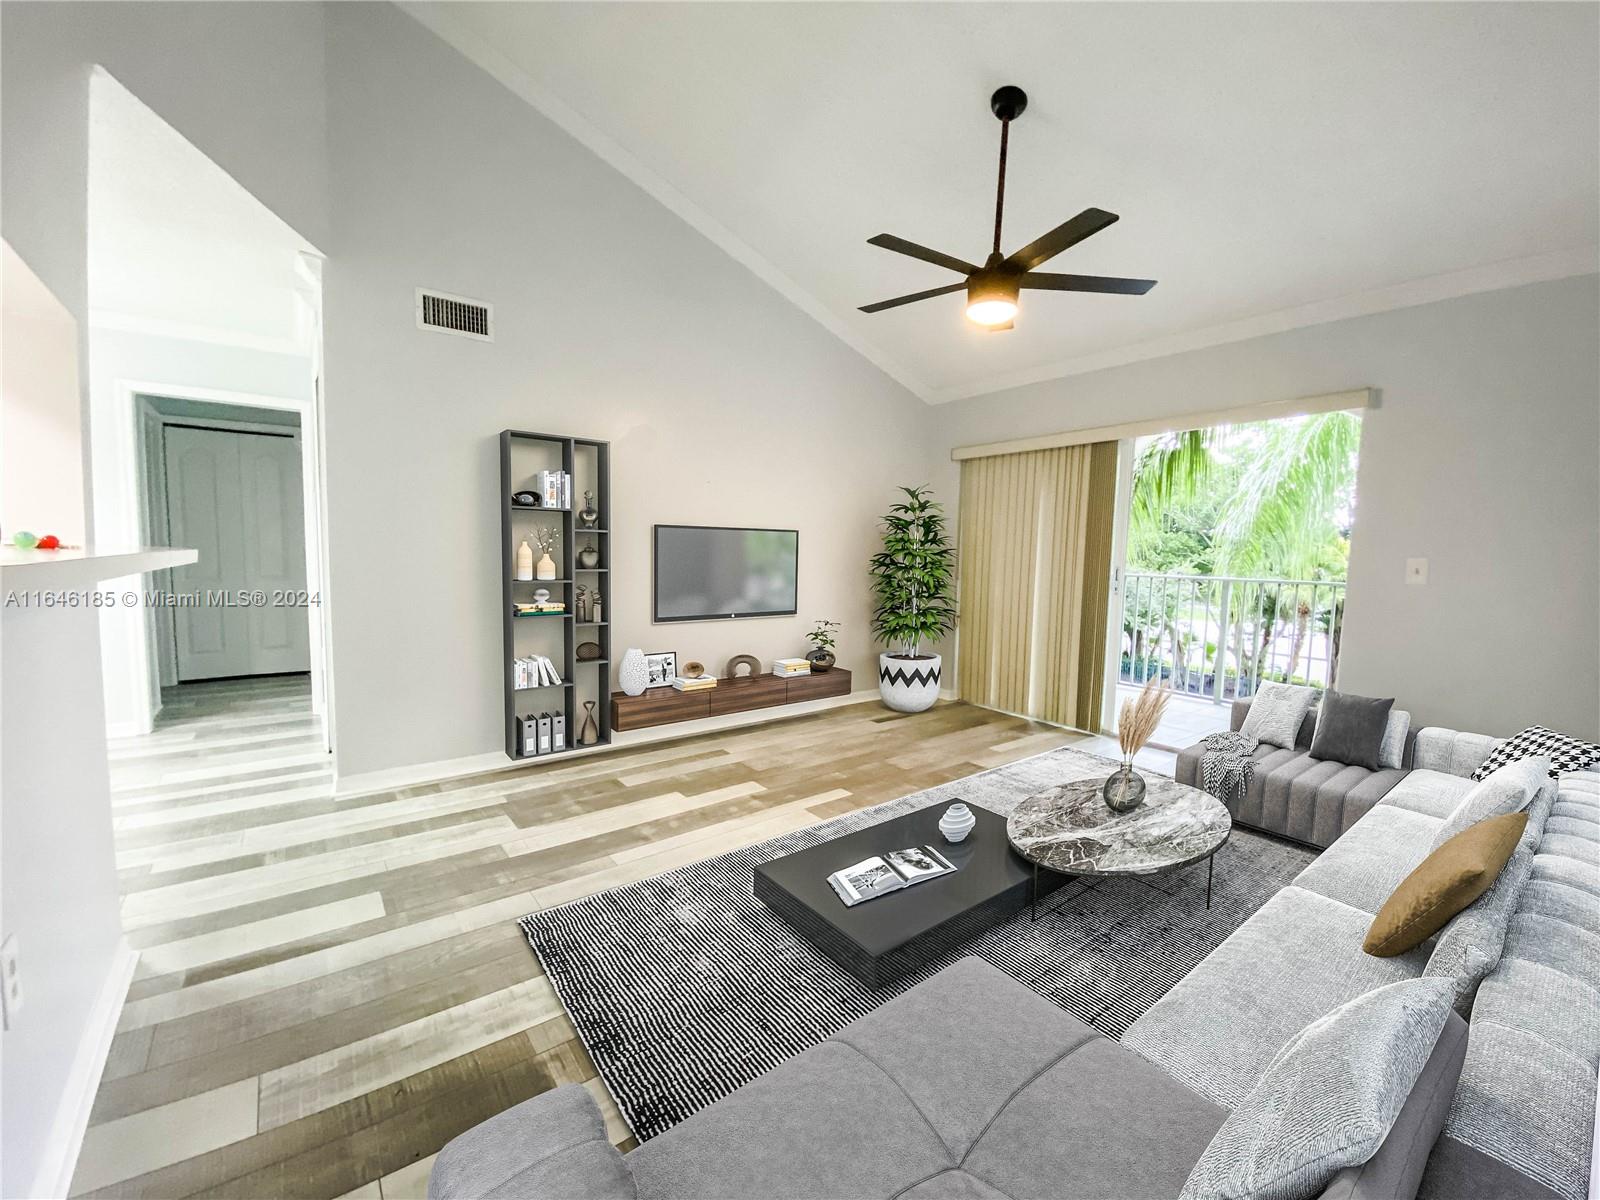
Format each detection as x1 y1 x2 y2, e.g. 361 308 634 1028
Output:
939 802 976 844
619 649 649 697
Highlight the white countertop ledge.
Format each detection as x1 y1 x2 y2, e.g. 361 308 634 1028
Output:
1 545 198 588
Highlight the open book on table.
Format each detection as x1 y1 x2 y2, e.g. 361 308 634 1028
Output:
827 845 957 907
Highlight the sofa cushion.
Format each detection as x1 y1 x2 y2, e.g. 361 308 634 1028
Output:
1179 977 1458 1200
429 1084 635 1200
1377 708 1411 771
961 1036 1226 1200
1433 757 1549 847
1310 690 1396 772
827 954 1095 1158
1293 806 1442 914
1364 813 1526 956
625 1039 953 1199
1122 886 1433 1107
1240 682 1319 749
898 1169 1014 1199
1471 725 1600 781
1413 728 1501 778
1376 769 1470 819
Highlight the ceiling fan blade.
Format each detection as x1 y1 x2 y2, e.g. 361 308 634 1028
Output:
858 282 967 313
1020 272 1157 295
1003 208 1119 272
867 234 979 276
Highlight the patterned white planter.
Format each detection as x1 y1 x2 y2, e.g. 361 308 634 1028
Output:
878 652 941 713
619 649 648 697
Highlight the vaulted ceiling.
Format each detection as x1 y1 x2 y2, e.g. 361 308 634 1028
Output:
421 2 1599 403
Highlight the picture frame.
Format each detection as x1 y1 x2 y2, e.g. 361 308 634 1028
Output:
644 651 678 688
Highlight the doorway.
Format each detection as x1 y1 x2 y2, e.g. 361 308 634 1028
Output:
1105 408 1363 749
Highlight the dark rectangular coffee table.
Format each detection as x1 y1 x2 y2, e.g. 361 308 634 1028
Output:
753 803 1050 986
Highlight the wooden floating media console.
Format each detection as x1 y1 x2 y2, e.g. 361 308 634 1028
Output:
611 668 852 731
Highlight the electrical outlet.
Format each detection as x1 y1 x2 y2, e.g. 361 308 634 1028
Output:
0 935 19 1029
1405 557 1428 586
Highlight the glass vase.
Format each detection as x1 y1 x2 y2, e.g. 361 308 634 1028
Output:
1103 763 1146 812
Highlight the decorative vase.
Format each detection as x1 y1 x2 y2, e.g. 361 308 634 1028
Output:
878 652 941 713
515 537 534 582
619 649 648 697
938 802 976 844
1103 764 1147 813
578 541 600 569
535 551 557 581
806 648 836 672
578 491 600 529
579 700 600 745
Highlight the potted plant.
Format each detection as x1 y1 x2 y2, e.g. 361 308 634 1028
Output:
869 485 956 713
805 619 839 672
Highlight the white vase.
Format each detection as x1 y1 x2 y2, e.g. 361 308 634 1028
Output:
535 552 557 581
938 802 975 844
515 538 534 582
878 652 941 713
619 649 648 697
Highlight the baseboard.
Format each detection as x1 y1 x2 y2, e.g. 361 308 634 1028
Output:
334 689 879 800
33 939 138 1199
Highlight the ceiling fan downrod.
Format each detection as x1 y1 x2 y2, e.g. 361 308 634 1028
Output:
990 86 1027 261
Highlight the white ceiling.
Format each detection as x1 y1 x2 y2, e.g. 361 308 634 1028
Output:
88 70 317 354
423 1 1599 403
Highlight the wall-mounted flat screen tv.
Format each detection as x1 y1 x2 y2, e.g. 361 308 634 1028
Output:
654 525 798 622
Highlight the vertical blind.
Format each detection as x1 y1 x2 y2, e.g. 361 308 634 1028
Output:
956 441 1118 731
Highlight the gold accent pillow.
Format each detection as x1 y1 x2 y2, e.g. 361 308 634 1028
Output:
1364 812 1527 957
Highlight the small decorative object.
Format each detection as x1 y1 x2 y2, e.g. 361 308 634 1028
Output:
579 700 600 745
534 526 558 581
578 540 600 569
591 594 603 623
872 486 956 713
724 653 760 679
11 530 39 550
682 660 705 678
619 649 648 696
575 585 589 622
644 651 677 688
533 588 551 604
577 641 602 661
513 490 539 508
805 618 840 672
1104 676 1171 812
938 802 976 844
515 536 534 582
36 534 60 550
578 490 600 529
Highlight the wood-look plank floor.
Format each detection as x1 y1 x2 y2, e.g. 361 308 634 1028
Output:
74 676 1088 1199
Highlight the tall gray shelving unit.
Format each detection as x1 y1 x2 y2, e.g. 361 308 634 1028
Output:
500 430 611 760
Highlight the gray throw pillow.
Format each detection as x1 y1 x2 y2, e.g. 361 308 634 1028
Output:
1378 708 1410 770
1239 682 1318 750
1432 756 1550 848
1309 690 1396 771
1179 977 1457 1200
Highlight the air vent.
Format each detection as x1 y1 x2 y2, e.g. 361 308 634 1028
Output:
416 289 493 341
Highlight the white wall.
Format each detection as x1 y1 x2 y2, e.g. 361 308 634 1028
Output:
929 274 1600 739
319 3 932 780
3 242 87 542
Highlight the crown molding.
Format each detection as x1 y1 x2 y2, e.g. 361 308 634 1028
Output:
400 2 937 404
928 246 1599 404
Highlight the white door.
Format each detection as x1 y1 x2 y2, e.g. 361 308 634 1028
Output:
164 425 311 680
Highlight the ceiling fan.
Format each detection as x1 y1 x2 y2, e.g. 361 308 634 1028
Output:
859 86 1155 331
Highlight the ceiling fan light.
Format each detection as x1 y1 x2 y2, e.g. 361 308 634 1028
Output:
966 274 1020 327
966 298 1018 326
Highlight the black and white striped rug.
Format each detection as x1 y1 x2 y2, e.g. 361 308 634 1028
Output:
519 746 1313 1142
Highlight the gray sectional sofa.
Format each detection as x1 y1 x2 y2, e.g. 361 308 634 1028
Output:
433 727 1598 1200
1175 696 1410 847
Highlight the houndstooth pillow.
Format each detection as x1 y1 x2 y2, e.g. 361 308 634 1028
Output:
1471 725 1600 781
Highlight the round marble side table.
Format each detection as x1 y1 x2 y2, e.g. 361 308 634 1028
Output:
1006 775 1232 918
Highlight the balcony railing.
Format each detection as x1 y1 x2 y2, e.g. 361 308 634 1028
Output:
1119 571 1346 703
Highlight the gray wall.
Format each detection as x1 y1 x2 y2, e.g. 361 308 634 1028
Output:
930 275 1600 739
320 3 931 778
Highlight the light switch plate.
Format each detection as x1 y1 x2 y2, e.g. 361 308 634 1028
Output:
1405 557 1429 585
0 934 20 1029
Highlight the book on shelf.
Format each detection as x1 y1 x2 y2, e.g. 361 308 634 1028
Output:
671 674 717 691
827 846 957 907
772 657 812 678
515 602 566 615
537 469 572 510
513 654 563 689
